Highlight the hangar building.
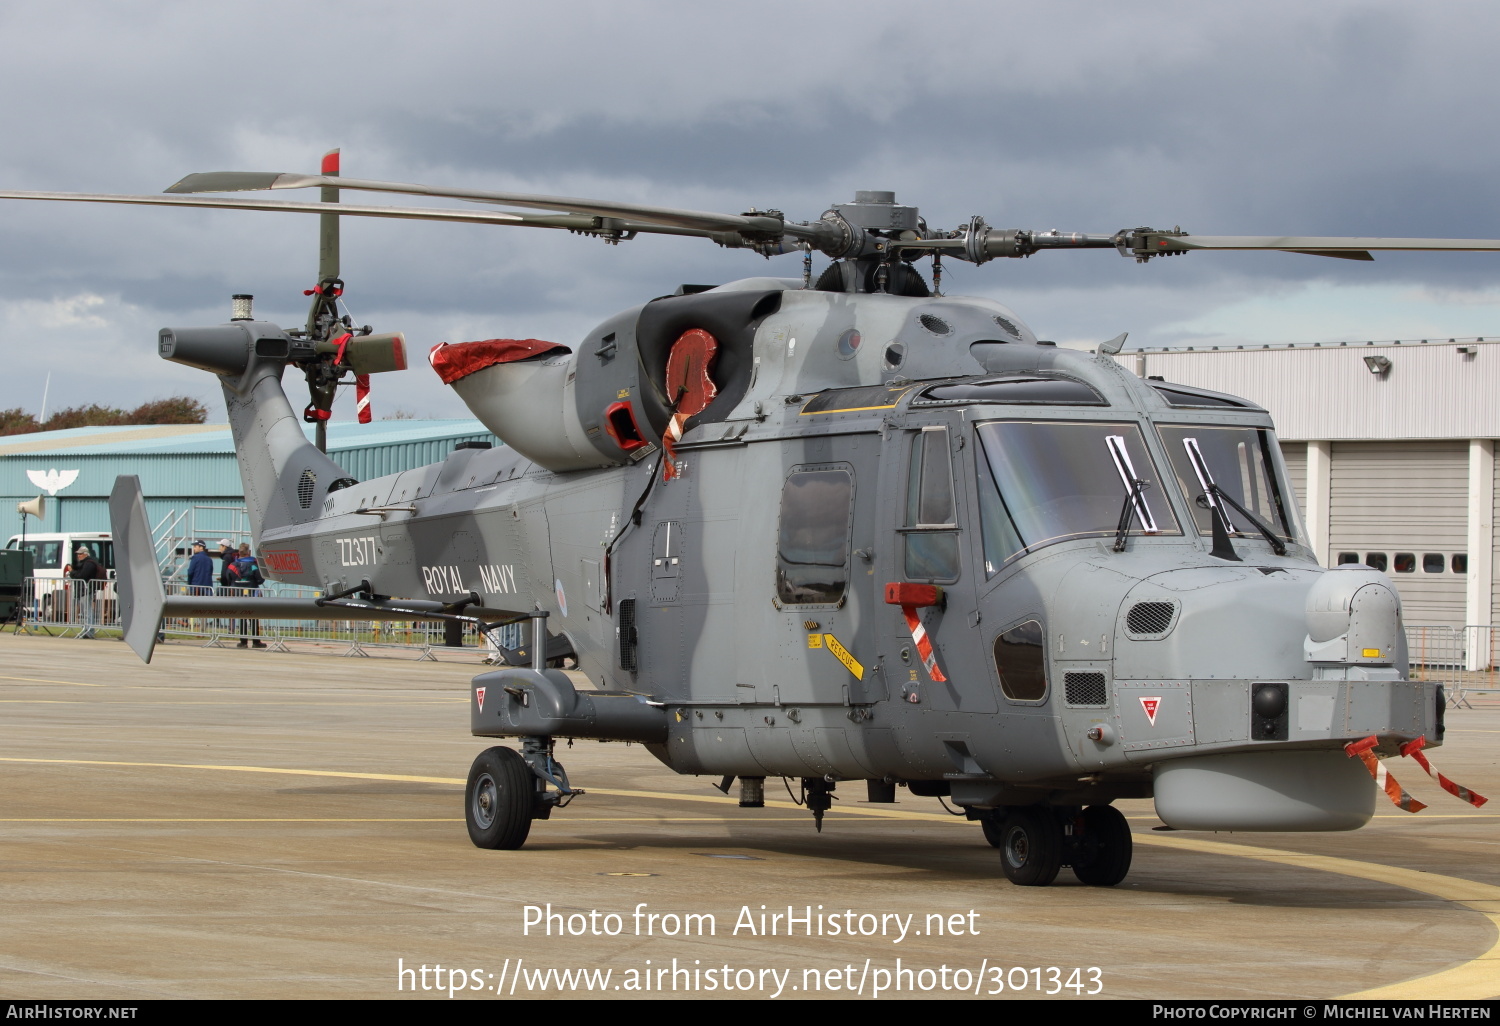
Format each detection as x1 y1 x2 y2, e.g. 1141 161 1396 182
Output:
1119 336 1495 631
0 419 499 573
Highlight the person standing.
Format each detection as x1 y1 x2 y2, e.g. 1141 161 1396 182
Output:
187 540 214 594
217 540 236 585
215 539 237 634
229 543 267 649
71 544 102 639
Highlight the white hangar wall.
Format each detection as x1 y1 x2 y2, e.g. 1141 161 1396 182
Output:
1116 338 1497 631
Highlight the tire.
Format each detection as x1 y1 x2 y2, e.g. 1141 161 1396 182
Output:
466 746 534 850
998 807 1062 886
1071 804 1133 886
979 809 1005 849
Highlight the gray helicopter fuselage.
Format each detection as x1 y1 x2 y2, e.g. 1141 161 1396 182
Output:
161 277 1436 831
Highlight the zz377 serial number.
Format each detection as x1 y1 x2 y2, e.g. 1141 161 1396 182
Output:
337 535 380 567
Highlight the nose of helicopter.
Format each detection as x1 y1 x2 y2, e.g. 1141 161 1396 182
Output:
1111 564 1323 682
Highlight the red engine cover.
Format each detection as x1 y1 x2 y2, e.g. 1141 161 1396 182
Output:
428 338 568 385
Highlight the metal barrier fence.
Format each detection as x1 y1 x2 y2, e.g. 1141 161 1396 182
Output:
1404 625 1500 708
14 577 525 661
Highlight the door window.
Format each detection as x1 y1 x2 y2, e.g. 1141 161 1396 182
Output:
902 427 960 581
776 467 853 605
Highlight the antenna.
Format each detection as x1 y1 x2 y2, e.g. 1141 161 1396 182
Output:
1097 332 1128 357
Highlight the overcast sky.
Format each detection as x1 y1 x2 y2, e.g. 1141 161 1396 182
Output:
3 0 1500 420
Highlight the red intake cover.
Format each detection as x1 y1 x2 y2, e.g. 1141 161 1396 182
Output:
884 583 944 607
428 339 568 385
664 328 719 417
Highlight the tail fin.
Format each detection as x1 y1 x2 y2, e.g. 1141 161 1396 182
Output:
108 475 165 663
159 320 355 542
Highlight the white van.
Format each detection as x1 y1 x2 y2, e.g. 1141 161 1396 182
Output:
4 532 114 579
4 532 115 624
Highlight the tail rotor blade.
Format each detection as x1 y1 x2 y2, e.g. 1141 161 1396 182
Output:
319 148 339 284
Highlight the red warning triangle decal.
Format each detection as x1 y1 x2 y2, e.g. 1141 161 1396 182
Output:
475 687 486 713
1139 696 1161 726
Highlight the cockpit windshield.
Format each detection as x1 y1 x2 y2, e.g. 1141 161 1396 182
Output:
1156 425 1304 544
974 421 1180 574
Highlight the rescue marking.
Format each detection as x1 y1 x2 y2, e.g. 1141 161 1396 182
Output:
475 687 486 713
806 634 823 649
1139 696 1161 725
822 633 864 680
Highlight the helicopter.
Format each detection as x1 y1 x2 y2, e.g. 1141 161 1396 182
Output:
2 151 1489 887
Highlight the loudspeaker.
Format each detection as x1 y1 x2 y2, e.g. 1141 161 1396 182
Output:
16 496 44 520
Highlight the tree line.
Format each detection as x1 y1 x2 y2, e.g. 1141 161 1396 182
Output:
0 397 208 436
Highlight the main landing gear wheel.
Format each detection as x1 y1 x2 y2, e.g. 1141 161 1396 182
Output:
1070 804 1133 886
466 746 534 850
998 808 1062 887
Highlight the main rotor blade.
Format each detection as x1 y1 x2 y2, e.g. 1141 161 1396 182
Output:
0 190 714 238
1158 235 1500 257
166 171 787 236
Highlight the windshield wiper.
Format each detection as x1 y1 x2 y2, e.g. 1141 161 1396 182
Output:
1105 434 1158 552
1209 484 1288 556
1181 437 1286 559
1113 477 1150 552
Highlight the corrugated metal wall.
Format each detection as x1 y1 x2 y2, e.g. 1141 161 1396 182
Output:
1328 441 1468 626
1493 447 1500 627
1130 342 1500 441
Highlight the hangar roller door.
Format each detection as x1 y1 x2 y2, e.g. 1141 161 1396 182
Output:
1493 445 1500 626
1328 441 1467 627
1280 441 1307 520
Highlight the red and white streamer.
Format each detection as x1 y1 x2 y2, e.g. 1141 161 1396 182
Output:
884 583 947 683
901 605 947 682
1346 736 1426 813
661 412 687 481
1400 736 1488 808
354 374 372 423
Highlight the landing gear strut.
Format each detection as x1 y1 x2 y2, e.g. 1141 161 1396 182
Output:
987 804 1133 886
804 778 836 832
464 736 583 850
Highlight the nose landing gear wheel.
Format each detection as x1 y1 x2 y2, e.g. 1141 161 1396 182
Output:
1070 804 1133 886
998 807 1062 886
466 746 534 850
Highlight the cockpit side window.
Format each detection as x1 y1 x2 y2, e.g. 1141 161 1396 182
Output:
994 619 1047 701
775 466 853 605
902 427 960 581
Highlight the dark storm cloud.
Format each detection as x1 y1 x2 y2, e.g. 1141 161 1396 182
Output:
1 1 1499 413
